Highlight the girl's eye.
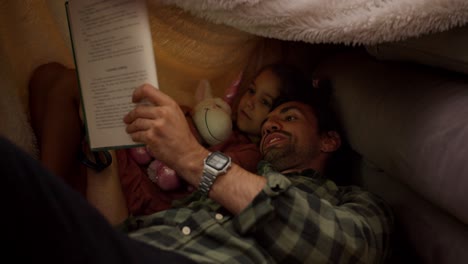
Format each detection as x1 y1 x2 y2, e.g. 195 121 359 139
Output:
285 115 297 121
261 98 272 108
248 87 255 94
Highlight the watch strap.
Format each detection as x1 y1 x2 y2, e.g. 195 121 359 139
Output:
199 152 231 196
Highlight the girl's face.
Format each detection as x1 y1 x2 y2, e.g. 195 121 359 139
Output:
236 68 281 136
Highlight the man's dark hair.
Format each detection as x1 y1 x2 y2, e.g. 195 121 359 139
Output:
307 79 355 185
258 65 353 183
257 63 342 137
307 80 342 135
275 75 352 184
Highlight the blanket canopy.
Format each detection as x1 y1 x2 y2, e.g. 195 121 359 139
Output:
160 0 468 45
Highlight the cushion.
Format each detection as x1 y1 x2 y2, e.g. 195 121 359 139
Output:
314 50 468 262
315 51 468 225
0 62 38 158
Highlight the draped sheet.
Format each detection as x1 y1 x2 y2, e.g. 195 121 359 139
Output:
161 0 468 44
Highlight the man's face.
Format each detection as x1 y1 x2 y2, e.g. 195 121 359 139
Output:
260 101 323 173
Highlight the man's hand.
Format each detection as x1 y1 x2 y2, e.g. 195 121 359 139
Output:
124 84 208 186
125 84 266 214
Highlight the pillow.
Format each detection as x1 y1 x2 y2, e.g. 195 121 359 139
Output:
315 50 468 263
314 51 468 225
0 62 38 158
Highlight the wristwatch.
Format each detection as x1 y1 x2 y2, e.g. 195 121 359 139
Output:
199 151 232 196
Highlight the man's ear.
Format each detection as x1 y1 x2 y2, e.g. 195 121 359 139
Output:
320 131 341 153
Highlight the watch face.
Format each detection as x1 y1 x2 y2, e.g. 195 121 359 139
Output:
206 152 230 170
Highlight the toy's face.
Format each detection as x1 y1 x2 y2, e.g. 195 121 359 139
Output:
237 69 281 136
192 97 233 146
195 97 232 116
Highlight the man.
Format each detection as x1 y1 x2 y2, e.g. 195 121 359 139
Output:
3 84 393 263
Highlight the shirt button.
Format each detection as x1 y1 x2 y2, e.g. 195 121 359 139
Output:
181 226 191 235
215 213 223 220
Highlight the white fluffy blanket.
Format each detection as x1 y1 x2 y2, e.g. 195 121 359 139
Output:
162 0 468 44
1 0 467 157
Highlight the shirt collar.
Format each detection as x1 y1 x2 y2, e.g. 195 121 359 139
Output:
258 160 322 179
284 168 321 179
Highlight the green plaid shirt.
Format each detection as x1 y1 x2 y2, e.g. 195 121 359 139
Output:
124 161 393 263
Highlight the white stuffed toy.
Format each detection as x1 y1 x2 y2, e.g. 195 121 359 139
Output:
191 79 233 146
129 79 236 191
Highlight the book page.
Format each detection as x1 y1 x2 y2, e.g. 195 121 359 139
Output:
67 0 158 150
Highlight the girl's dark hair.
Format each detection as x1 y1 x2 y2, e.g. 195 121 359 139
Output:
261 63 341 135
257 63 313 110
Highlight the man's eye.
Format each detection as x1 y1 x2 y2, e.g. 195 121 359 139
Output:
248 87 255 94
285 115 296 121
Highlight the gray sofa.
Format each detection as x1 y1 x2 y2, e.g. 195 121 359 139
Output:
313 31 468 262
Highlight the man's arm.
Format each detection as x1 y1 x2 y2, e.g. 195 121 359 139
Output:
208 163 267 214
233 171 394 263
124 84 266 214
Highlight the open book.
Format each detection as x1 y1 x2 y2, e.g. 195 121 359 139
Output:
66 0 158 150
